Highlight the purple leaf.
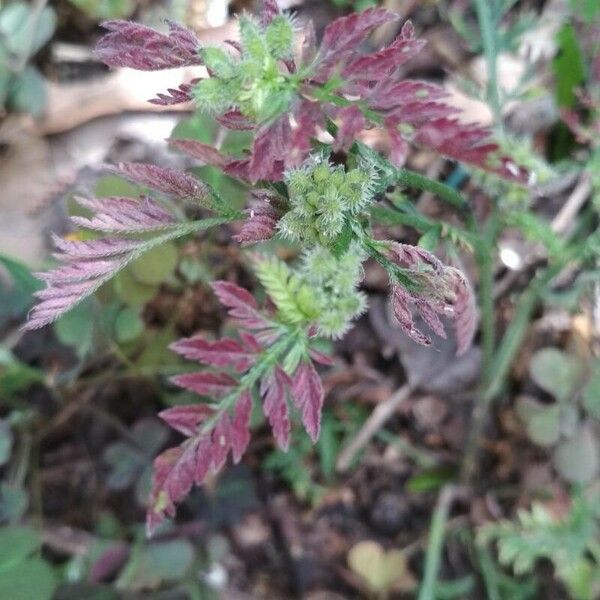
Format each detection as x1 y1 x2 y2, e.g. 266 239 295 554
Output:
447 268 478 356
333 106 367 152
149 81 196 105
169 139 251 181
342 21 426 80
25 280 100 329
309 348 334 366
148 393 253 533
171 371 237 397
216 110 254 131
34 258 126 284
234 203 281 245
386 242 444 273
211 280 270 330
368 80 448 111
391 285 432 347
147 443 198 535
108 162 210 200
288 100 323 167
230 391 252 463
261 366 291 450
170 336 256 372
249 117 289 182
51 234 140 259
314 8 398 81
72 196 176 232
159 404 213 436
291 361 324 442
414 297 447 339
260 0 281 27
96 20 202 70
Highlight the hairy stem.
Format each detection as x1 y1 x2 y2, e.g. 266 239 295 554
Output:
474 0 502 126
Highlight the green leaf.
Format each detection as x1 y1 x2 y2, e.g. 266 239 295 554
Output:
529 348 585 401
526 405 561 447
0 350 44 400
66 0 135 20
113 269 156 306
116 540 194 591
553 25 586 108
406 466 455 493
0 526 40 569
55 301 94 358
94 175 141 198
0 557 56 600
130 242 178 285
0 420 12 467
582 364 600 420
0 483 28 524
10 66 46 116
554 424 599 483
418 227 441 252
0 4 56 58
114 307 144 343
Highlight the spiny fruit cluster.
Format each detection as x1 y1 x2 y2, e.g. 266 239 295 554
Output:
195 14 297 122
278 158 373 245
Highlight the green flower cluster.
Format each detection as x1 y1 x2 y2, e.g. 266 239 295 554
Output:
194 14 297 123
301 244 367 337
278 159 374 245
254 243 367 339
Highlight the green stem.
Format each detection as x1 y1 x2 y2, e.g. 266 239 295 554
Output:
418 485 459 600
474 0 502 126
460 264 559 482
200 331 298 434
476 214 500 388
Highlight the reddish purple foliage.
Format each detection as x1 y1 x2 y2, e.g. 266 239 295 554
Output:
149 81 196 106
148 281 329 533
170 336 256 372
261 366 292 450
260 0 281 27
314 8 398 82
216 110 254 131
108 162 209 200
291 361 324 442
71 195 175 232
447 268 478 356
234 202 281 245
96 20 202 70
169 138 251 181
95 7 528 183
386 244 478 353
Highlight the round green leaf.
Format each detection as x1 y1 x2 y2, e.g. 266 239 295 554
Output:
114 307 144 343
526 405 562 447
130 243 178 285
0 526 40 568
583 365 600 420
529 348 585 401
0 556 57 600
113 269 156 306
54 302 94 357
554 424 599 483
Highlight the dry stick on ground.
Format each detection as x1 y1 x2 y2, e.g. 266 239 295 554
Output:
336 383 413 473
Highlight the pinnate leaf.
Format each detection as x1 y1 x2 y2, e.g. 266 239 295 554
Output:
291 361 324 442
96 20 202 70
